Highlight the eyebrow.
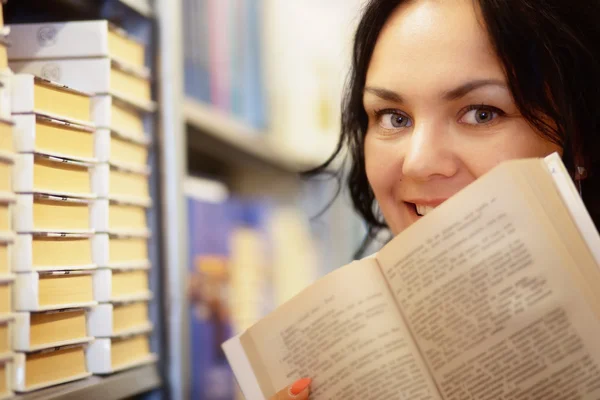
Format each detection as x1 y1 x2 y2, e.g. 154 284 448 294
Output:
364 79 507 103
442 79 507 100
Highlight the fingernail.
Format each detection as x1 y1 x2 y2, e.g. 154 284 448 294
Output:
290 377 312 396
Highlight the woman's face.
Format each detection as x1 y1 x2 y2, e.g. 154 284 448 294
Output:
363 0 560 235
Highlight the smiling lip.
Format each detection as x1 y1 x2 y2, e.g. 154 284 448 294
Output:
404 199 447 208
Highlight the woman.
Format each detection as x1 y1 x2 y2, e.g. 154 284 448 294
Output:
272 0 600 398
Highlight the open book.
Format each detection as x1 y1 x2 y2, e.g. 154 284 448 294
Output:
223 153 600 400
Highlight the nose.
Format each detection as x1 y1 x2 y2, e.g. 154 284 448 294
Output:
401 121 458 181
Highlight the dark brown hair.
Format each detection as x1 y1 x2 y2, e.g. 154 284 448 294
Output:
308 0 600 256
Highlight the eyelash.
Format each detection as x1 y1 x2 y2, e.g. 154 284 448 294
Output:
372 104 506 128
374 108 404 118
461 104 506 118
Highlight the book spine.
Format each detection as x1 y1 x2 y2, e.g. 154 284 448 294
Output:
14 272 39 311
207 0 219 108
94 128 111 164
13 195 33 234
197 0 211 102
12 154 32 194
87 303 113 337
183 0 196 99
11 312 30 352
11 234 31 273
187 191 237 400
85 338 112 374
91 95 112 128
7 21 110 60
12 114 35 154
11 353 26 392
91 163 110 199
91 233 109 267
242 0 266 130
9 58 111 96
92 268 112 303
208 0 231 111
10 74 34 114
229 0 242 118
90 199 109 233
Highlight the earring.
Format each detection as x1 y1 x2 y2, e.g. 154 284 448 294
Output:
576 166 587 197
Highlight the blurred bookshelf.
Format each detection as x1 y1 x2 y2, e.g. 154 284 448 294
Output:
185 98 327 173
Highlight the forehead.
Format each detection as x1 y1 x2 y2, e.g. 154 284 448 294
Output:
366 0 505 89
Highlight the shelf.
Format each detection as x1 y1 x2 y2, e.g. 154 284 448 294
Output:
117 0 153 17
14 363 161 400
184 98 330 173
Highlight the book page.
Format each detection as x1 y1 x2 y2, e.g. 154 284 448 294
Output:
377 161 600 399
240 258 441 399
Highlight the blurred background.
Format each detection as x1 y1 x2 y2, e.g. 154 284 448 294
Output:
181 1 370 398
1 0 380 399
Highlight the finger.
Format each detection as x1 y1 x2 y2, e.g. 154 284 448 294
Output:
273 377 312 400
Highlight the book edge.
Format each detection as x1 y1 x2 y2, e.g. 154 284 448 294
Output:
222 334 265 400
544 153 600 266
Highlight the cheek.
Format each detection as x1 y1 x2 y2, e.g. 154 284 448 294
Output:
461 121 562 177
364 135 401 199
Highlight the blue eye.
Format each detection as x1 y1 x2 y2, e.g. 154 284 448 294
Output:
378 111 412 129
459 105 504 125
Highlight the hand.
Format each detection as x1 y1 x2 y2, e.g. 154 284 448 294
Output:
270 377 312 399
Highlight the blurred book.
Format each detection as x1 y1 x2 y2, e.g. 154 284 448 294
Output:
184 175 337 398
13 194 92 234
14 270 96 312
14 154 94 198
92 94 149 142
10 58 154 113
92 162 151 204
86 333 156 374
87 301 152 337
92 233 150 269
7 21 146 70
183 0 266 130
186 176 236 400
93 266 151 303
12 309 91 352
13 114 95 161
13 233 95 273
13 344 91 393
11 74 92 125
95 128 149 169
91 198 149 235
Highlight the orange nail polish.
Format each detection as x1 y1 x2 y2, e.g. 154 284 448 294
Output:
290 377 312 396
